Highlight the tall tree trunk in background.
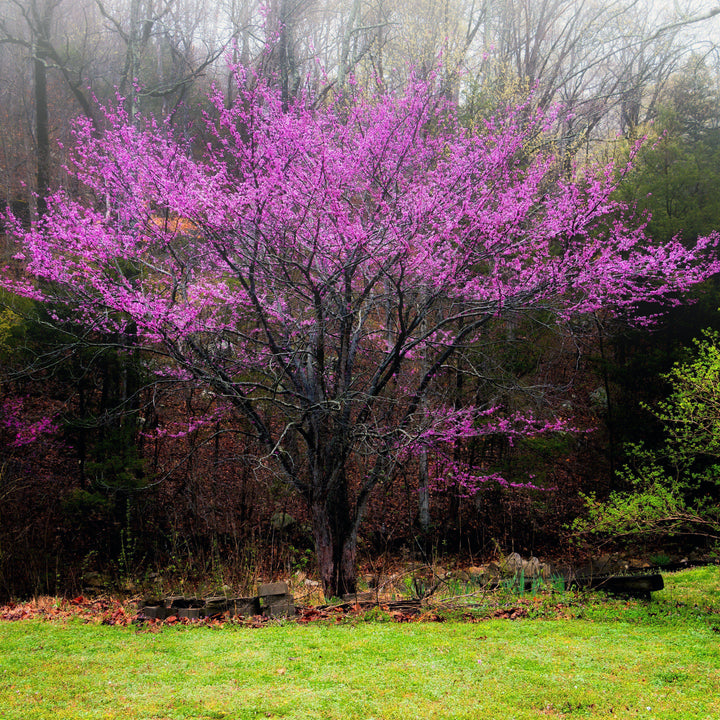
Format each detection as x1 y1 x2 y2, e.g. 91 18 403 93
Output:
276 0 299 109
32 0 53 217
34 50 49 217
417 450 431 535
262 0 308 108
417 297 431 536
121 0 144 119
337 0 361 88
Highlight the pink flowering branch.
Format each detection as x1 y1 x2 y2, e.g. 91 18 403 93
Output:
392 405 574 496
1 397 60 448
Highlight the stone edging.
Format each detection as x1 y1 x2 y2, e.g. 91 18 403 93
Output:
139 581 296 620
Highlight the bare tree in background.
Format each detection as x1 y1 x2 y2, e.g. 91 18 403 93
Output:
462 0 720 139
93 0 227 118
0 0 231 210
0 0 100 213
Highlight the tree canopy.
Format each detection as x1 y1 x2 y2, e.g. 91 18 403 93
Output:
3 73 720 595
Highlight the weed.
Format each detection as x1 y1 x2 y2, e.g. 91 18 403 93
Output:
361 606 393 622
288 545 315 573
649 553 673 567
440 576 477 598
654 667 690 685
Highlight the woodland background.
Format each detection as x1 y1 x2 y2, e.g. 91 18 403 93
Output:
2 0 720 599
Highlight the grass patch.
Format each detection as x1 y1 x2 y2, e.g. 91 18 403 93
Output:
427 565 720 627
0 567 718 719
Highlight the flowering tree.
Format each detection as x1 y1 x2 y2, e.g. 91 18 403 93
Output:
4 73 718 596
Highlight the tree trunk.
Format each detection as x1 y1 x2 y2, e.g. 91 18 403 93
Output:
418 449 430 534
309 480 358 599
34 54 49 217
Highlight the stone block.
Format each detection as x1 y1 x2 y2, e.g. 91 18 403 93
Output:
602 574 664 594
167 596 201 610
263 601 296 618
178 607 202 620
259 589 296 619
258 581 288 597
204 596 229 615
262 592 294 607
466 566 486 582
164 595 186 608
522 557 541 578
229 597 261 617
140 597 164 608
501 552 524 575
142 605 167 620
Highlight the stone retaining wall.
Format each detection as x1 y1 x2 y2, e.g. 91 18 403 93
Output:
140 581 295 620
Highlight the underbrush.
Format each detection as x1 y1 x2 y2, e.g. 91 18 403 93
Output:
1 566 718 631
387 565 720 627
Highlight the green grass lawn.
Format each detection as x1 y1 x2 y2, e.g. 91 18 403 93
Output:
1 567 719 720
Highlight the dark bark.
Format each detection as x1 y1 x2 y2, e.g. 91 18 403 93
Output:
263 0 303 110
309 470 358 599
34 48 50 217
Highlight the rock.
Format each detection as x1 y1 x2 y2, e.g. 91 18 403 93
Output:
261 590 296 618
538 562 553 579
164 595 186 609
270 512 295 530
263 592 293 607
258 581 289 597
590 553 614 574
204 596 230 615
466 566 485 580
83 572 107 588
263 600 296 618
229 597 261 617
501 552 524 576
466 566 494 586
178 607 202 620
142 605 168 620
522 557 541 578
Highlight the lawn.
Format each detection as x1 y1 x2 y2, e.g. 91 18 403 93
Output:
1 567 718 720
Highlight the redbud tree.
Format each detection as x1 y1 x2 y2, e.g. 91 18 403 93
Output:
4 72 718 596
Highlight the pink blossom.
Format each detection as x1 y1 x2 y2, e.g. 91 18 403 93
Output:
1 398 59 448
2 73 718 498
